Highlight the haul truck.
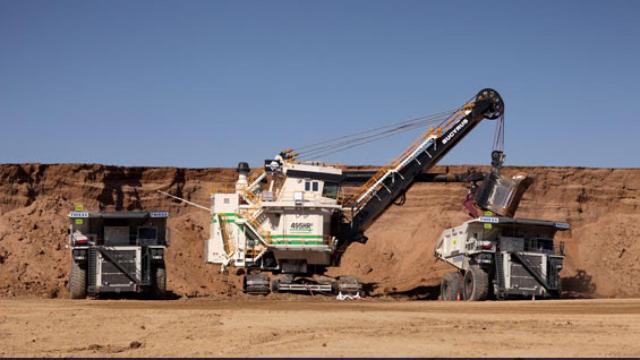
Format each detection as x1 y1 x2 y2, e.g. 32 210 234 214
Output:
68 211 169 299
204 88 535 297
435 216 569 300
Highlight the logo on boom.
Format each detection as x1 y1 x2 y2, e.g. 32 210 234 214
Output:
441 118 469 145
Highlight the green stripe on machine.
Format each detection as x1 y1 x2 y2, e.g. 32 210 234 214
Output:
217 213 238 217
212 213 239 223
270 234 325 245
271 240 324 245
270 234 324 239
212 219 237 224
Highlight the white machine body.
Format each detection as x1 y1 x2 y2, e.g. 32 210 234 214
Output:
205 157 343 272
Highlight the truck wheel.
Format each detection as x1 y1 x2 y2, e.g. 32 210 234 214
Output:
463 266 489 301
152 266 167 297
69 260 87 299
440 272 463 301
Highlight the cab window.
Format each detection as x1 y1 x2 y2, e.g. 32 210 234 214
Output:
322 182 339 199
305 180 320 192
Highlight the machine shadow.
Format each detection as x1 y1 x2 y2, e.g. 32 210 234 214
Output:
384 285 441 300
93 290 182 301
561 269 597 299
358 270 597 301
362 283 440 300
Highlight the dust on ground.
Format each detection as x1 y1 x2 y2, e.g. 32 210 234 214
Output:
1 298 639 357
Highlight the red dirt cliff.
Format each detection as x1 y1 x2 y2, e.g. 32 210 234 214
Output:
0 163 638 298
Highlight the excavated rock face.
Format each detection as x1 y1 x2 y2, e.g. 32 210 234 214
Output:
0 163 239 298
0 163 638 298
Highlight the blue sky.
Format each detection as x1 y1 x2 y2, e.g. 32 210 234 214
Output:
1 0 638 168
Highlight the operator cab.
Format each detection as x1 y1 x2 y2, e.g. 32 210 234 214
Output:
263 158 343 205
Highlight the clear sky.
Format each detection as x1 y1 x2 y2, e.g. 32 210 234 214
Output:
1 0 639 168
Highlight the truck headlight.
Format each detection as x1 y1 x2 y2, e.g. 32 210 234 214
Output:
151 248 164 260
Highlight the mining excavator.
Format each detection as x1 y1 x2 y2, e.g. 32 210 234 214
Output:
202 88 569 299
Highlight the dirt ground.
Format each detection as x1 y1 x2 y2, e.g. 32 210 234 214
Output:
0 298 639 357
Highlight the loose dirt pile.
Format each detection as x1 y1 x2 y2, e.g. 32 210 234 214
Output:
0 163 638 298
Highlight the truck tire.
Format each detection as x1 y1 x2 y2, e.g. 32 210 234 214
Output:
69 260 87 299
152 266 167 297
440 272 463 301
463 266 489 301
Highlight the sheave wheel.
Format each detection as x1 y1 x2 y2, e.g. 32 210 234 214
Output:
440 271 463 301
475 88 504 120
463 266 489 301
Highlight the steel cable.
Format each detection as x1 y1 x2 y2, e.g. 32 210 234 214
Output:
295 109 455 160
295 110 455 153
298 120 441 160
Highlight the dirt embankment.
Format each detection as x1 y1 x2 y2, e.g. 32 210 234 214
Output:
0 163 638 298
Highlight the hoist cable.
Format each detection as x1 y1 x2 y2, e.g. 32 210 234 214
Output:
492 115 505 152
300 127 429 159
294 109 456 155
298 120 440 159
295 110 455 159
295 109 454 152
297 117 446 159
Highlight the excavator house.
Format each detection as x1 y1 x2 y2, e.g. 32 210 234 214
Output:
204 88 568 298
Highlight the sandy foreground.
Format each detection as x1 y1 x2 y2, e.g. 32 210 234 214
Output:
0 298 639 357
